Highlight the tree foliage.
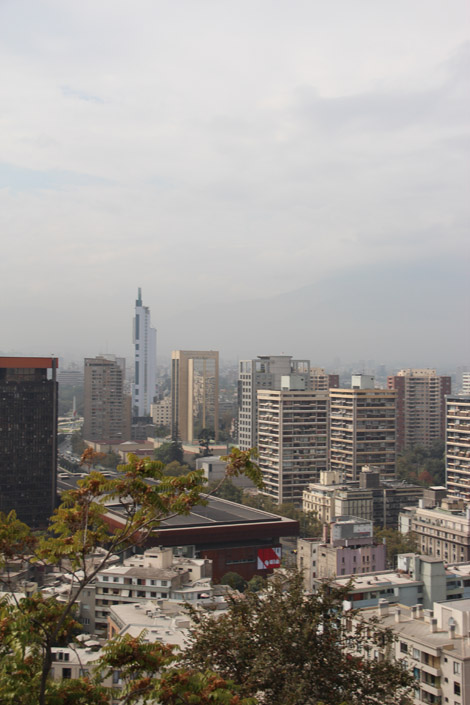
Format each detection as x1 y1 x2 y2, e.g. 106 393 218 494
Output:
396 441 445 486
154 439 184 465
374 528 419 567
0 448 260 705
242 493 321 537
220 572 247 592
184 572 413 705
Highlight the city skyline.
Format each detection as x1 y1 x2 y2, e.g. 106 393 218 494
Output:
0 1 469 367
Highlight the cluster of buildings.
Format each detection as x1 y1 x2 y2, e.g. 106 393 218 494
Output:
1 289 470 703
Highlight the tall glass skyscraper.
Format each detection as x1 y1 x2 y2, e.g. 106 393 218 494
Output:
132 288 157 417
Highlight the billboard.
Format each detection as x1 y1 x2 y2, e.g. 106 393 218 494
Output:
257 546 281 570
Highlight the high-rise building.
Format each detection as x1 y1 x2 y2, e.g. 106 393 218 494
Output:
309 367 339 392
132 288 157 417
0 357 58 528
446 395 470 500
171 351 219 443
387 369 451 451
329 375 396 480
238 356 310 451
257 376 328 505
83 356 131 442
461 373 470 396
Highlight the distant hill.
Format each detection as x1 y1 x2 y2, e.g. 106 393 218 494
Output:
159 257 469 366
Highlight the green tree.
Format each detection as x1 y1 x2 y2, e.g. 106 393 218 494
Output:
396 441 445 486
374 528 419 567
246 574 266 593
198 429 213 458
70 431 87 456
242 494 321 538
154 439 184 465
0 448 262 705
220 571 247 592
207 479 243 503
184 572 413 705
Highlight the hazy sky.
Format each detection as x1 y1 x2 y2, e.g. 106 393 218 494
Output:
1 1 469 367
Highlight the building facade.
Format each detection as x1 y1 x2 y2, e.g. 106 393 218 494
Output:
353 599 470 705
400 498 470 563
302 468 424 529
446 396 470 500
150 396 172 430
0 357 58 528
387 369 451 452
171 350 219 443
257 381 328 505
329 375 396 480
238 355 310 451
132 288 157 417
309 367 339 392
83 356 130 442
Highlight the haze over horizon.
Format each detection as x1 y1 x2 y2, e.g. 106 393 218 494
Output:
1 1 469 368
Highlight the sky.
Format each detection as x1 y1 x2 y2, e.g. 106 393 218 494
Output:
1 1 469 368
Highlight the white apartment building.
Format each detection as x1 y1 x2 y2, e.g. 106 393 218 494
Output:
257 377 328 505
353 599 470 705
238 355 310 451
446 396 470 501
89 548 212 635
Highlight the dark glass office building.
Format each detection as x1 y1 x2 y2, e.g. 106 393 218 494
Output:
0 357 58 529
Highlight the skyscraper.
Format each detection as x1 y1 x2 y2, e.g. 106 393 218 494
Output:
83 355 131 442
171 351 219 443
0 357 58 528
329 375 396 480
387 369 451 451
132 288 157 417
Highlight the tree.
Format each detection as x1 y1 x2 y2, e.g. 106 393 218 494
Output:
198 429 213 458
154 439 184 465
396 441 445 486
0 448 262 705
220 571 247 592
241 494 321 538
374 528 419 567
184 572 413 705
207 479 243 504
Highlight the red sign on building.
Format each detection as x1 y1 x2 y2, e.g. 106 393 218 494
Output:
257 546 281 570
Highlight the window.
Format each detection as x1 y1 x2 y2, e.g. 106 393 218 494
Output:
453 662 461 675
400 642 408 654
413 648 420 659
62 668 72 679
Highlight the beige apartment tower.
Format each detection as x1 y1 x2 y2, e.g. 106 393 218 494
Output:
171 351 219 443
387 368 451 451
329 375 396 480
83 356 131 442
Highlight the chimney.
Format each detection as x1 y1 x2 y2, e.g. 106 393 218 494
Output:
414 604 423 620
449 624 456 639
430 618 438 633
395 608 401 623
378 599 389 617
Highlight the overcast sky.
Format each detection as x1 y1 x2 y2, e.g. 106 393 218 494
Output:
1 1 469 368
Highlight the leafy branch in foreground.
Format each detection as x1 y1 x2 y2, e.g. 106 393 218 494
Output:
0 448 260 705
183 571 413 705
